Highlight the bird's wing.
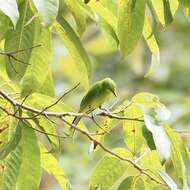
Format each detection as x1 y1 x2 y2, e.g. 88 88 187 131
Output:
79 82 102 112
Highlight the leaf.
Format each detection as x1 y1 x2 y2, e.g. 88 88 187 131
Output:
157 170 179 190
5 0 40 81
144 115 171 162
0 12 10 41
89 148 138 190
118 176 146 190
32 0 59 26
151 0 179 26
40 143 69 190
64 0 86 35
164 124 190 188
37 66 55 97
1 146 22 190
21 28 52 97
118 0 146 58
0 120 22 160
141 150 164 183
55 17 91 90
88 1 117 32
0 0 19 28
123 104 144 155
143 16 160 77
17 123 42 190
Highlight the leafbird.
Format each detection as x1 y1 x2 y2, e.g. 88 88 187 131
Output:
72 78 117 130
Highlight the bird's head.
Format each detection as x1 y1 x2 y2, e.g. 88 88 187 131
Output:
102 78 117 97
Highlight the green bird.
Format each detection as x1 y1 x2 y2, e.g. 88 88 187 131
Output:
72 78 117 127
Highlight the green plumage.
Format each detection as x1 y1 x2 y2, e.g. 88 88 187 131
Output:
72 78 117 125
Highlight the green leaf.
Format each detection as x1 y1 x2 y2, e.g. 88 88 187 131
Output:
32 0 59 26
118 0 146 58
0 120 22 160
0 12 10 41
0 0 19 28
164 124 190 188
143 16 160 77
150 0 179 26
88 1 117 32
21 28 52 97
123 104 144 155
37 66 55 97
40 143 69 190
157 170 179 190
141 150 164 183
55 17 91 90
89 148 138 190
1 146 22 190
17 123 42 190
64 0 86 35
5 0 40 81
118 176 146 190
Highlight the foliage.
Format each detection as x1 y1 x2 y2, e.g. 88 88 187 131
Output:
0 0 190 190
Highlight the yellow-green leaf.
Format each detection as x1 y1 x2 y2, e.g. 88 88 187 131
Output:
118 0 146 58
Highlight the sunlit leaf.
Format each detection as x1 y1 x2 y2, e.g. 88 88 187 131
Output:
151 0 179 26
1 146 22 190
164 124 190 188
0 0 19 28
118 0 146 58
143 16 160 77
17 123 42 190
89 148 138 190
40 143 69 190
0 12 10 41
123 103 144 155
21 28 52 97
55 17 91 90
64 0 86 35
5 1 40 81
32 0 59 26
0 120 22 160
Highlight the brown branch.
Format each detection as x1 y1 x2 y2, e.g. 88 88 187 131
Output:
60 117 166 186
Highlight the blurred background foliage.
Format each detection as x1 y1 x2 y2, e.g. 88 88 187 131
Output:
37 2 190 189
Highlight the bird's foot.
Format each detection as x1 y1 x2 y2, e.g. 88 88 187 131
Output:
99 106 110 113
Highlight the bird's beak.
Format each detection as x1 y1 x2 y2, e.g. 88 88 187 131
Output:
112 90 117 97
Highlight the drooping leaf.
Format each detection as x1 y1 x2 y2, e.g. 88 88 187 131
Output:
0 120 22 160
143 16 160 77
164 124 190 188
89 148 138 190
32 0 59 26
21 28 52 97
55 16 91 90
5 0 40 81
118 0 146 58
151 0 179 26
40 143 69 190
17 123 42 190
37 66 55 97
1 146 22 190
157 170 179 190
0 0 19 28
64 0 86 35
118 177 133 190
88 1 117 32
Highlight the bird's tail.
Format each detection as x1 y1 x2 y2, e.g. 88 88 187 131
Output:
71 116 82 137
